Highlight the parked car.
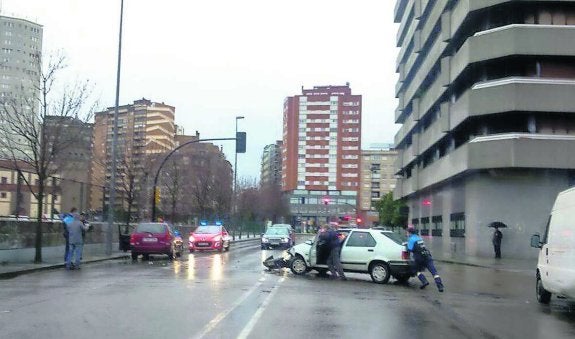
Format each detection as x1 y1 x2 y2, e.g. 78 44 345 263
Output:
288 228 412 284
130 222 182 260
189 224 231 252
261 226 294 249
531 187 575 304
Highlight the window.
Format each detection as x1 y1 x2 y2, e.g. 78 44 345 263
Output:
421 217 430 236
432 215 443 237
0 177 7 184
0 192 6 199
345 232 376 247
450 213 465 237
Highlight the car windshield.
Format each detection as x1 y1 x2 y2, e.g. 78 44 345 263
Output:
381 231 404 245
136 223 166 234
265 228 289 236
195 226 221 234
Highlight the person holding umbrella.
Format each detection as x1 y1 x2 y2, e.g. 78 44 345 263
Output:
489 221 506 258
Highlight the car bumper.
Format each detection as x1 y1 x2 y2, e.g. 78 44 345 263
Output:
388 261 413 275
189 241 225 251
131 244 172 254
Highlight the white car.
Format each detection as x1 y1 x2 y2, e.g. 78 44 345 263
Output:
531 187 575 304
288 229 413 284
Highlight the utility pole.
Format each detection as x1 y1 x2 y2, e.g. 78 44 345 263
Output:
106 0 124 255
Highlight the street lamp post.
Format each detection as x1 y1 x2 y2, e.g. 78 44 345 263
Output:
106 0 124 255
233 116 244 238
233 116 244 195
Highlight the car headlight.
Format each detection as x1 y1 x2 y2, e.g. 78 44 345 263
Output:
262 237 269 243
281 237 289 242
189 236 195 242
213 235 222 241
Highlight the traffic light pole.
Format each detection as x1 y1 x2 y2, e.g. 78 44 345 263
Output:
151 137 236 222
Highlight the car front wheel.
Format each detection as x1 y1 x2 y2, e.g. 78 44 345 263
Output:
290 256 308 275
536 275 551 304
370 262 391 284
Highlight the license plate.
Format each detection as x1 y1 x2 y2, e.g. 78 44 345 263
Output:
270 240 280 244
142 237 157 242
197 242 210 246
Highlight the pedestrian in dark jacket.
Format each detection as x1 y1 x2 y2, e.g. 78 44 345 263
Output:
319 224 347 280
492 227 503 259
65 212 88 270
406 226 444 292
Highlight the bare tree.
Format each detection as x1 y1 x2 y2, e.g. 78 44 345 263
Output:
0 53 95 263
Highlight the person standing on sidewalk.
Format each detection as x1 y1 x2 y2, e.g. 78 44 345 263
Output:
60 207 77 261
65 212 88 270
492 227 503 259
406 226 444 292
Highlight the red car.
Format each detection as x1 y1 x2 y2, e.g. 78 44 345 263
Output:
189 224 231 252
130 222 182 260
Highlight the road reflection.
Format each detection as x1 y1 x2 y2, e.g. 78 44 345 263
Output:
210 254 224 281
186 254 196 280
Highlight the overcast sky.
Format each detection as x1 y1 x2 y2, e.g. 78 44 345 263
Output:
1 0 399 180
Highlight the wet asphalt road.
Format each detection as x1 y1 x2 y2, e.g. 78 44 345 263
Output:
0 239 574 339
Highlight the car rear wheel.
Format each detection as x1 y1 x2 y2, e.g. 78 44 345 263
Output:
224 244 230 252
370 262 391 284
290 256 308 275
131 252 138 260
536 275 551 304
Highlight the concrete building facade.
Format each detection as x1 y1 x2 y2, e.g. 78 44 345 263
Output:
260 141 282 186
282 84 362 227
359 145 398 227
45 116 94 214
393 0 575 259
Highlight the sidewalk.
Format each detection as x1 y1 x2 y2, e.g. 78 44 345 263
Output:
434 253 536 272
0 237 261 279
0 251 129 279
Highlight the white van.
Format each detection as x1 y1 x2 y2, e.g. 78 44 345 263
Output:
530 187 575 304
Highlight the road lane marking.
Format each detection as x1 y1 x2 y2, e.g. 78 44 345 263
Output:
192 277 265 339
236 276 285 339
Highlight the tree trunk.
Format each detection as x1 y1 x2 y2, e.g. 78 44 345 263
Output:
34 191 44 263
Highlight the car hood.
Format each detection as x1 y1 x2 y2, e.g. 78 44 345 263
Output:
191 233 220 240
291 241 312 255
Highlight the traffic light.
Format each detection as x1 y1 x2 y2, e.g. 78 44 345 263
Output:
154 188 160 204
356 217 362 224
236 132 246 153
323 198 330 205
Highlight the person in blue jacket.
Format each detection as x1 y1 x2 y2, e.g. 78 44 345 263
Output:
59 207 78 261
406 226 444 292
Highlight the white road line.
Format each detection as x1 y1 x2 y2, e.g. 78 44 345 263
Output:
236 276 285 339
192 277 265 339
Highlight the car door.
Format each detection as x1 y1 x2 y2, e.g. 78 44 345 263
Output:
340 231 377 272
309 234 321 267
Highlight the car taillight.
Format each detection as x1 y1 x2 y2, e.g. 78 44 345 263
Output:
401 250 410 260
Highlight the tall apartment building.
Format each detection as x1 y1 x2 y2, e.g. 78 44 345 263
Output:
393 0 575 259
260 140 282 186
91 98 175 215
282 84 361 227
358 144 398 226
0 15 43 159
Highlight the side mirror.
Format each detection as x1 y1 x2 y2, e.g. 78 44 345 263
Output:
305 240 313 245
530 233 542 248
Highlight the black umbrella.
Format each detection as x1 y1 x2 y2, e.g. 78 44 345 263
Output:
488 221 507 228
